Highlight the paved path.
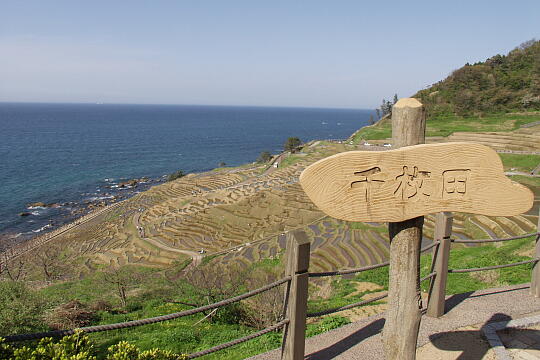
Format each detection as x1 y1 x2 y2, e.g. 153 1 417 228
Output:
250 283 540 360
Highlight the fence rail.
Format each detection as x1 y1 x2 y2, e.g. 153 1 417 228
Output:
187 319 289 359
3 276 291 342
448 259 539 273
3 211 540 360
451 232 538 243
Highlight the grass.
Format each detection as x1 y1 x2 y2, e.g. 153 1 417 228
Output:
499 153 540 172
349 222 388 234
211 163 259 172
510 175 540 187
279 154 303 169
21 255 354 360
307 232 535 323
351 124 392 142
6 227 537 359
424 113 537 137
351 112 540 143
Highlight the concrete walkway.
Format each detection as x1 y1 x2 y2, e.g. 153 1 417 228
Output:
250 284 540 360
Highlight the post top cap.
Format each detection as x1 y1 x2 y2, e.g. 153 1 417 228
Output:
394 98 423 108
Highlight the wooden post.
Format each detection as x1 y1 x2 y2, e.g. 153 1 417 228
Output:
531 207 540 297
427 212 453 317
282 230 310 360
383 98 426 360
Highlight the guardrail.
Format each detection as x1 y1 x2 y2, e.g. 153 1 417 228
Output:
3 210 540 360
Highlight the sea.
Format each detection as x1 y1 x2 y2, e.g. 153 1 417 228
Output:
0 102 373 243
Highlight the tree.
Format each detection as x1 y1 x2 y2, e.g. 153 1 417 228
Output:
375 108 381 119
101 266 141 307
284 137 302 153
33 244 66 282
167 170 185 182
381 98 393 117
218 162 226 167
369 114 375 125
174 263 246 324
256 151 273 163
393 93 399 105
240 266 284 330
0 257 28 282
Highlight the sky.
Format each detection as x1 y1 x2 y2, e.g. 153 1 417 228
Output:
0 1 539 109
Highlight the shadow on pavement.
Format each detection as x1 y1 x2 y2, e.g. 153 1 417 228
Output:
305 318 385 360
428 313 514 359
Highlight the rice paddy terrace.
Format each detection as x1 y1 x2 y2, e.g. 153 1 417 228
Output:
4 138 538 279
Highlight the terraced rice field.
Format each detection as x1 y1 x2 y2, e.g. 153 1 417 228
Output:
4 139 538 278
210 211 538 273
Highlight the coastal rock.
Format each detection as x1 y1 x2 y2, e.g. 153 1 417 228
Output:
27 202 46 208
19 212 32 217
118 179 138 188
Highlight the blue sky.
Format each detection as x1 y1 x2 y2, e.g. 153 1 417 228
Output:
0 1 538 108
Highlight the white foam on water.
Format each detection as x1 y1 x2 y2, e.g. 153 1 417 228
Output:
32 224 52 233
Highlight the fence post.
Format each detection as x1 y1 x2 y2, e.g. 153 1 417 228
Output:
531 207 540 297
281 230 310 360
427 212 453 317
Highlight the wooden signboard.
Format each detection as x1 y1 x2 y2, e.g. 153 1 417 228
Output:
299 142 533 222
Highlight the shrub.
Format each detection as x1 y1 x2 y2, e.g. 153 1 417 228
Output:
166 170 185 182
0 281 47 336
45 300 95 330
0 332 188 360
89 300 112 312
1 331 96 359
256 151 273 163
107 341 186 360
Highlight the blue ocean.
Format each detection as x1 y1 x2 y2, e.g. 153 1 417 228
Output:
0 103 373 238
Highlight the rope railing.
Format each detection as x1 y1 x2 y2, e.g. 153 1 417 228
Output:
307 270 436 317
306 293 388 318
420 241 440 253
420 272 436 282
3 276 291 342
308 240 440 278
451 232 540 244
448 259 539 273
187 319 289 359
3 216 538 359
308 261 389 278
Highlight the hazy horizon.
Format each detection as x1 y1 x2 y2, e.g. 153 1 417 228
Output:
1 1 539 108
0 100 375 110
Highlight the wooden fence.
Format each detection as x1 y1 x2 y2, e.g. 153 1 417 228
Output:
3 209 540 360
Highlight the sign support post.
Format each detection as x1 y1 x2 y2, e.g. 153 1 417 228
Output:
298 98 534 360
382 98 426 360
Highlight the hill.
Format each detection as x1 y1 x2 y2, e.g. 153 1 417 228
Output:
414 39 540 117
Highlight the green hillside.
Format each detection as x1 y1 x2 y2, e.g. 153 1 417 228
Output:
414 39 540 117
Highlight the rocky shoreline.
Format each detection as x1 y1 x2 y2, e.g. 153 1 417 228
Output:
2 176 164 250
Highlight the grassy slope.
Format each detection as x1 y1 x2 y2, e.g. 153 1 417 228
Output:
414 40 540 116
352 113 540 142
500 153 540 172
14 227 533 360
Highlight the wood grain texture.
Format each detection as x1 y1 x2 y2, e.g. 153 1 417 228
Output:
299 142 533 222
384 97 425 360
